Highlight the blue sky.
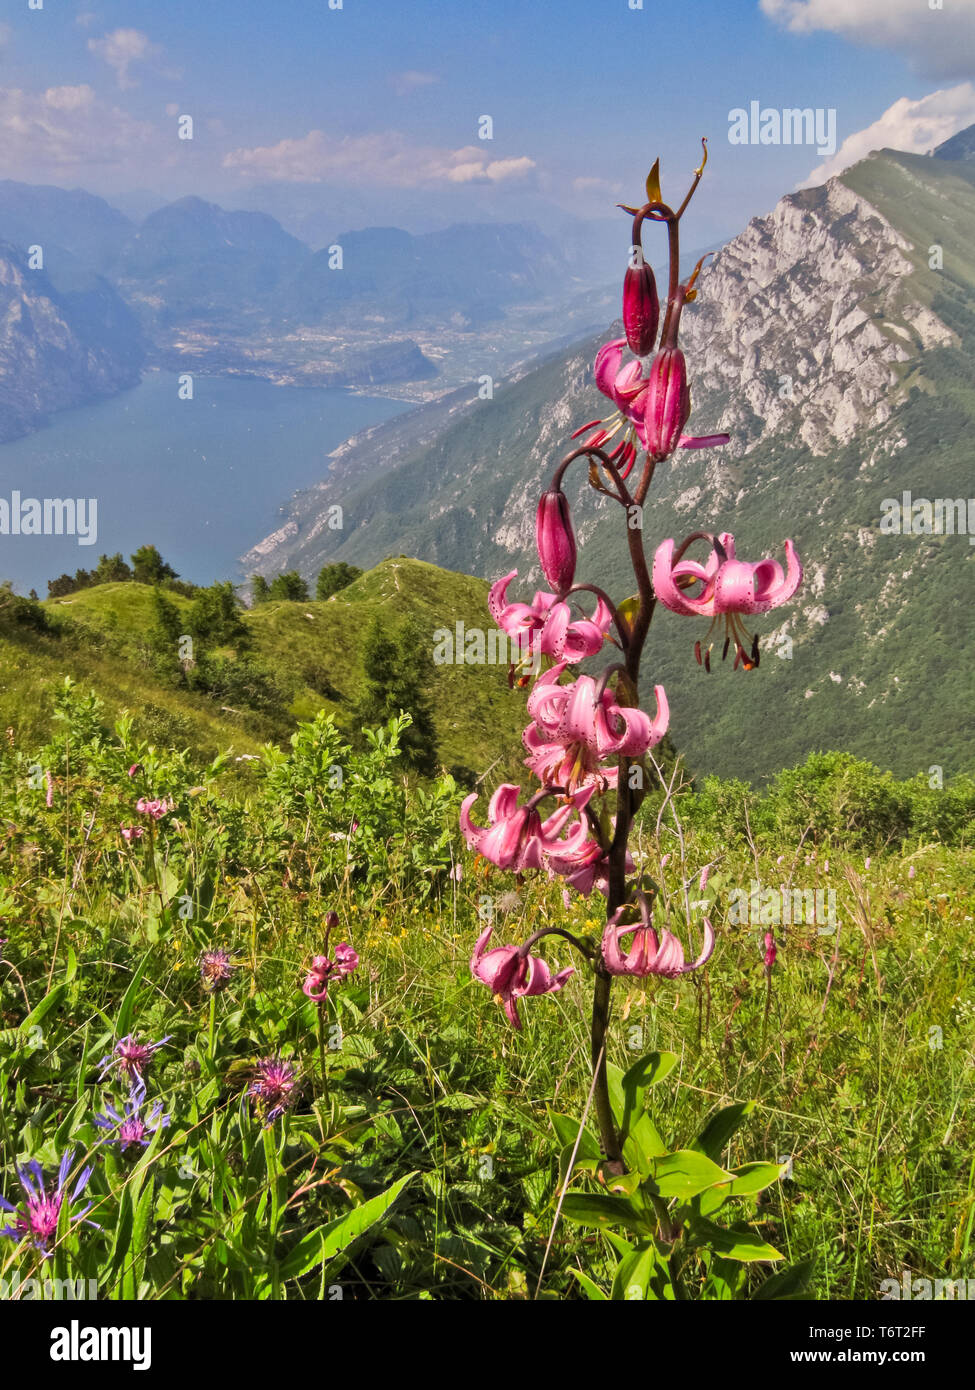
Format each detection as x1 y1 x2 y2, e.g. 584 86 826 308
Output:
3 0 975 246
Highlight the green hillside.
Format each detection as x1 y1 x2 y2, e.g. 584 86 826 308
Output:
0 559 529 781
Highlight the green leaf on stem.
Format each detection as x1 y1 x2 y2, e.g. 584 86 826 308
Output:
607 1062 667 1170
687 1215 783 1262
560 1193 651 1237
548 1106 600 1160
611 1240 662 1300
571 1268 610 1300
644 1149 732 1200
693 1100 755 1162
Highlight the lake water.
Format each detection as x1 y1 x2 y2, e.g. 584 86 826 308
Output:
0 372 409 594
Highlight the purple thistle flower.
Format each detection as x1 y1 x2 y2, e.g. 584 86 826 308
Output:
247 1057 297 1124
199 949 237 995
0 1150 96 1258
99 1034 171 1099
93 1094 170 1153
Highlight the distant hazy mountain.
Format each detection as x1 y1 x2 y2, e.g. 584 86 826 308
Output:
0 243 145 442
280 221 567 330
0 181 134 276
0 179 617 420
110 195 309 329
243 131 975 781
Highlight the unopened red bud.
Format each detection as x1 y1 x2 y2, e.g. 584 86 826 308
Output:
324 910 340 930
643 347 691 460
623 253 659 357
535 489 577 595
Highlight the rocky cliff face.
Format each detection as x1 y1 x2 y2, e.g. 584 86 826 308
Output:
0 246 144 442
242 139 975 780
679 178 952 457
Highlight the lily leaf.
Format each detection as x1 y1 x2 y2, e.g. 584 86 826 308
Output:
687 1215 783 1263
548 1106 600 1161
560 1193 650 1237
645 1149 732 1200
571 1268 609 1300
693 1101 755 1162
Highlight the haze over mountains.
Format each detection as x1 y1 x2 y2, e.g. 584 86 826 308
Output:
244 129 975 782
0 180 618 442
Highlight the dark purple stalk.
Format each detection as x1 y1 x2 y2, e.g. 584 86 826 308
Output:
586 165 704 1168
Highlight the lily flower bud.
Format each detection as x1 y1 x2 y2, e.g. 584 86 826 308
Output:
535 488 577 595
623 247 659 357
623 248 660 357
643 346 690 461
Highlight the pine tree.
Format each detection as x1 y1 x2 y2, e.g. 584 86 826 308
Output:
355 617 438 775
131 545 178 586
316 562 362 600
268 571 309 602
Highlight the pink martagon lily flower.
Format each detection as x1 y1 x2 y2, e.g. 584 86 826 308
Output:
460 783 597 873
577 338 729 469
601 905 715 979
488 572 612 665
470 924 574 1030
654 532 802 617
523 663 669 792
653 532 802 670
302 943 358 1001
550 845 633 899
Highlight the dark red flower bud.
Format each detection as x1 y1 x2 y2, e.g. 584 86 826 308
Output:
623 251 659 357
535 489 577 595
324 910 340 931
643 347 691 460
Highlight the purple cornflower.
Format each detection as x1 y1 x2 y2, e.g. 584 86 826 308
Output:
247 1057 297 1124
199 949 237 995
93 1094 170 1153
99 1034 171 1099
0 1150 95 1258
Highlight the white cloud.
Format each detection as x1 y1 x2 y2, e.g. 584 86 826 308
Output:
801 81 975 184
0 84 153 170
223 129 537 188
761 0 975 80
391 70 438 96
87 28 158 89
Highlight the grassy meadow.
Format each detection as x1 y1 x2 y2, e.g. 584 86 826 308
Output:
0 664 972 1300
